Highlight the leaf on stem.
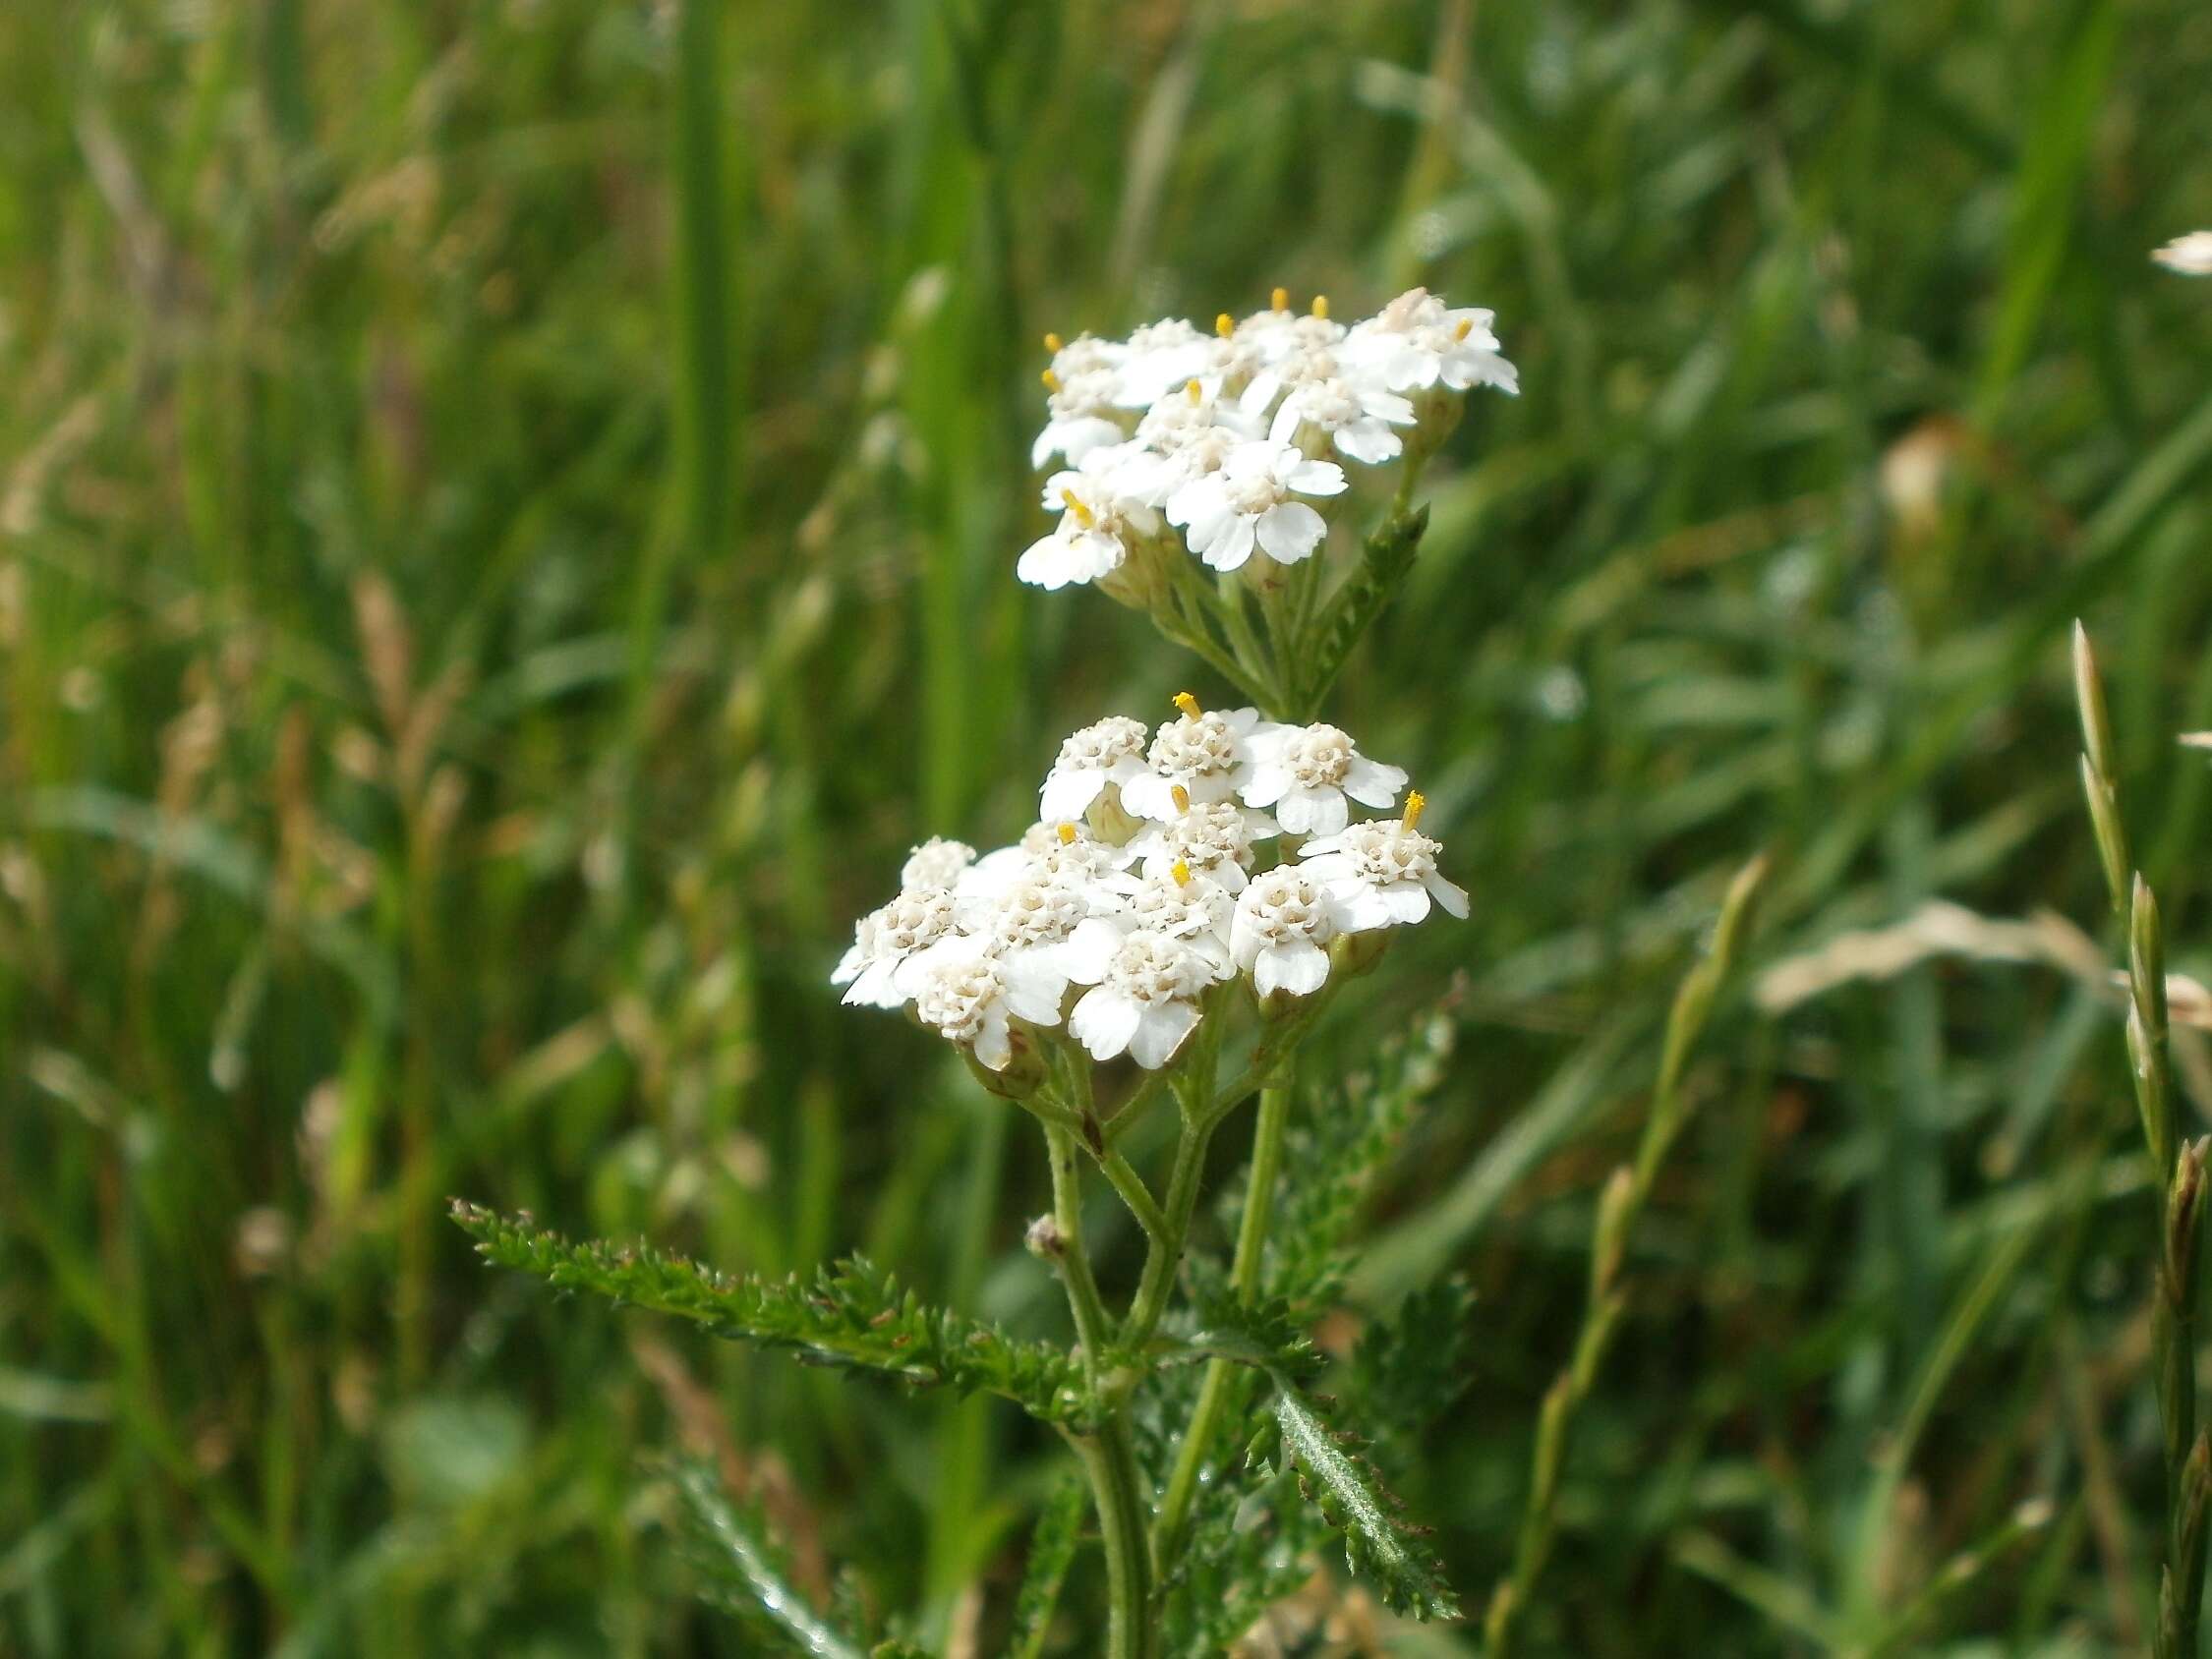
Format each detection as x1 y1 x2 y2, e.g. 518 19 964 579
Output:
452 1202 1085 1423
1263 1371 1461 1621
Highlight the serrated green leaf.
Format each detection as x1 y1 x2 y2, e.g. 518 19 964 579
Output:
1353 1280 1476 1442
1268 1372 1460 1621
1007 1473 1086 1659
451 1203 1085 1422
668 1459 869 1658
1172 1294 1322 1380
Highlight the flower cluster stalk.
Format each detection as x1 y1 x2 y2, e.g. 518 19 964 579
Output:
2074 622 2210 1659
1483 853 1767 1658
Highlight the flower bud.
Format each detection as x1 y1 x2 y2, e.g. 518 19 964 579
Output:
1404 385 1465 462
1024 1213 1066 1260
963 1028 1051 1103
1330 929 1390 980
1084 786 1142 847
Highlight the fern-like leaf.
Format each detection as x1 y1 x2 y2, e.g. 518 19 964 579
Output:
452 1203 1086 1423
1353 1279 1476 1447
1298 504 1427 712
1264 1373 1460 1622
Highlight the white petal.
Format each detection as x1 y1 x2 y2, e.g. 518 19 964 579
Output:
1129 1002 1199 1069
1003 957 1070 1024
1271 940 1331 996
1255 502 1325 565
1040 768 1106 822
1331 889 1401 933
971 1009 1013 1071
845 958 904 1008
1016 533 1073 590
1379 885 1432 925
1069 988 1142 1060
1284 458 1347 496
1060 918 1125 984
1239 763 1292 809
1343 757 1408 808
1426 873 1471 919
1332 421 1400 465
1199 516 1253 572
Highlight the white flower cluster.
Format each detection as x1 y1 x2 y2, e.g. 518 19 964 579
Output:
1019 289 1516 593
834 697 1467 1075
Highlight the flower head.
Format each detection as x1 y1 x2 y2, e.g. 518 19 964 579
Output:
962 818 1128 909
1019 448 1162 591
899 938 1066 1071
1039 715 1152 823
1067 929 1217 1067
1345 287 1518 395
1128 798 1278 892
833 885 959 1008
1266 371 1419 466
1121 694 1267 821
1234 292 1347 371
1299 795 1468 931
1033 335 1131 467
1165 439 1347 573
1240 722 1408 836
1115 318 1214 408
1231 867 1337 999
901 837 977 890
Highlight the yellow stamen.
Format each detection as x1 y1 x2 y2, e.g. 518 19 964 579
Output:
1270 286 1289 314
1043 331 1064 355
1171 859 1193 887
1060 487 1095 529
1402 790 1426 831
1186 377 1202 404
1170 783 1191 813
1056 822 1077 846
1310 294 1330 320
1453 316 1473 341
1040 368 1060 392
1171 690 1201 718
1215 312 1234 338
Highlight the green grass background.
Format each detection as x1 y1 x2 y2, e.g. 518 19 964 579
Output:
5 0 2212 1652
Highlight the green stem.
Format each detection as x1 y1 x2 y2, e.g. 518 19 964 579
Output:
1044 1123 1153 1657
1044 1124 1114 1383
1065 1418 1155 1659
1151 1081 1293 1563
1211 578 1279 709
1123 1115 1217 1348
1099 1144 1167 1240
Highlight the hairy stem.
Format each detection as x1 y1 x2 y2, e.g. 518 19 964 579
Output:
1045 1124 1114 1385
1123 1114 1218 1348
1065 1417 1155 1659
1043 1123 1153 1656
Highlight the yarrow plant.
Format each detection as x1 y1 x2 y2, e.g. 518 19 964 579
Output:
455 286 1745 1654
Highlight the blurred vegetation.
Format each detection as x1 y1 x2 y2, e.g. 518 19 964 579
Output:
5 0 2212 1652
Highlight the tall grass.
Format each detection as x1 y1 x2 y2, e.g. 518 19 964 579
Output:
3 0 2212 1651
